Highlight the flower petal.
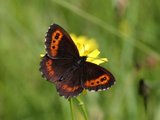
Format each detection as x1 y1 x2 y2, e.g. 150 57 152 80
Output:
91 58 108 65
70 34 108 65
87 49 100 57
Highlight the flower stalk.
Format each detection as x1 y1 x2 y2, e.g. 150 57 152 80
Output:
75 97 88 120
69 98 74 120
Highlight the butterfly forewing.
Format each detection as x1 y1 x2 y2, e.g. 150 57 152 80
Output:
45 24 79 59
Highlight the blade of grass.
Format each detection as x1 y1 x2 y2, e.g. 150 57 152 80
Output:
69 98 74 120
75 97 88 120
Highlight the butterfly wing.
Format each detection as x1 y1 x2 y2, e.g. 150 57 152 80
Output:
83 62 115 91
40 54 83 98
56 67 84 98
45 24 79 58
40 54 75 83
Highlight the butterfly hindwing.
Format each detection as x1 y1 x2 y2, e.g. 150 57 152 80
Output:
83 62 115 91
45 24 79 58
40 54 75 83
56 67 84 98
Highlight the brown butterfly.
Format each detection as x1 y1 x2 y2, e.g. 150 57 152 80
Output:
40 24 115 98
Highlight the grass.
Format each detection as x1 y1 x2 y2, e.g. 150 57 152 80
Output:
0 0 160 120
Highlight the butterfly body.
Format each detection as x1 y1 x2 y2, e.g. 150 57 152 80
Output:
40 24 115 98
74 56 87 66
58 56 87 81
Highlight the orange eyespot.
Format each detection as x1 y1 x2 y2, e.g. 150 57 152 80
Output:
61 84 80 92
45 60 54 76
50 30 63 56
84 74 110 87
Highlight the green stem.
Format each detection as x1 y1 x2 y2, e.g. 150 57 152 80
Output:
75 97 88 120
69 98 74 120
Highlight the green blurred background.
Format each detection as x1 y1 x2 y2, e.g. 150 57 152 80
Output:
0 0 160 120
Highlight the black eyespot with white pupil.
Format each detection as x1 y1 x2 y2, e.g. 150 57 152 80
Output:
100 77 106 82
55 33 60 39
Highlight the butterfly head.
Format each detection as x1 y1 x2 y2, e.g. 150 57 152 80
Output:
77 56 87 66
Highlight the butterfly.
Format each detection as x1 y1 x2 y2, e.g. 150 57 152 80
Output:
40 24 115 99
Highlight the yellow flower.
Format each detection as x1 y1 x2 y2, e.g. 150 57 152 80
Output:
70 34 108 65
